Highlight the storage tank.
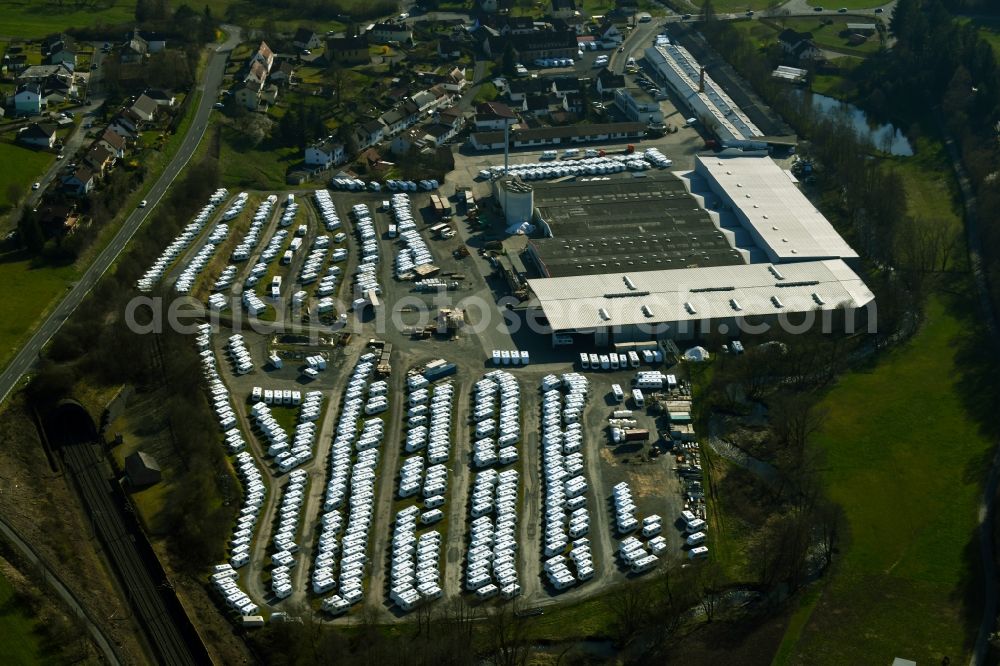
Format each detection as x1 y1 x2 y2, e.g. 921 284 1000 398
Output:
493 175 534 228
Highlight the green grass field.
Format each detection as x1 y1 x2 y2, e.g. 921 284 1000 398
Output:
0 142 54 213
0 255 77 371
218 127 298 190
782 294 993 665
0 573 45 664
735 16 884 55
960 16 1000 57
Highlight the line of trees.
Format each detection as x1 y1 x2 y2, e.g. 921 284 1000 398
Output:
29 155 236 572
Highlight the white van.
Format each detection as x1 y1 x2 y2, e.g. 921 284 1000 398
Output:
688 546 709 560
685 531 707 546
611 384 624 403
632 388 644 408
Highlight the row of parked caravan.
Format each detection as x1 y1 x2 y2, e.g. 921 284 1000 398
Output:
613 482 666 574
195 325 248 450
231 195 277 262
314 190 343 231
389 506 443 611
198 324 265 614
221 191 250 220
471 371 521 469
490 349 531 367
136 188 228 291
175 220 232 294
465 468 522 600
633 370 677 390
643 147 673 168
405 373 455 464
390 193 434 280
226 334 253 376
317 352 384 615
492 151 671 183
680 509 708 559
242 228 289 302
211 562 259 618
270 468 309 599
540 373 595 588
349 203 382 312
251 385 304 405
250 390 323 474
579 349 664 372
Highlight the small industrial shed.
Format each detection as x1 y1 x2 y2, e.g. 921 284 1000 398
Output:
124 451 162 488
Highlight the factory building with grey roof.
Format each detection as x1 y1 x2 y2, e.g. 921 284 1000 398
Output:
519 154 874 345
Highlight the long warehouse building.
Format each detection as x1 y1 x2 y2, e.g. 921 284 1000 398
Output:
644 43 763 146
526 155 873 344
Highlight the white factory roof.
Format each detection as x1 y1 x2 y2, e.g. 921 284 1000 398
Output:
696 155 860 262
529 259 874 331
644 44 762 142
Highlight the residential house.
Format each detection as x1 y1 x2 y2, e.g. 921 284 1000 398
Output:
234 81 263 110
98 128 127 158
270 60 295 85
14 82 44 115
595 67 625 96
438 37 462 60
130 94 158 122
494 16 535 36
563 92 584 114
109 114 138 143
778 29 821 60
85 143 116 176
42 74 75 104
293 28 322 51
613 87 663 124
18 122 57 149
507 76 551 102
42 34 76 66
368 21 413 45
520 92 561 118
245 60 269 88
441 67 467 93
390 126 430 156
487 30 578 62
355 119 386 149
436 106 465 135
144 88 175 107
475 101 518 130
140 31 167 53
121 30 149 64
550 75 580 98
260 84 279 108
62 167 96 195
18 63 74 84
412 89 443 115
421 123 456 147
305 138 345 168
598 20 624 45
3 52 28 76
550 0 578 20
328 36 370 65
380 99 421 136
249 41 275 71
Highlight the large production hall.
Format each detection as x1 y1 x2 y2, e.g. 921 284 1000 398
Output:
499 154 874 345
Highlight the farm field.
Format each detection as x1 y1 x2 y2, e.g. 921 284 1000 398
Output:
218 128 300 191
0 142 54 213
0 255 77 372
780 293 993 665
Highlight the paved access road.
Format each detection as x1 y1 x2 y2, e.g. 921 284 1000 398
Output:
0 25 241 407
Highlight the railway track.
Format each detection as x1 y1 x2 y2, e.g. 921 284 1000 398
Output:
61 441 197 666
